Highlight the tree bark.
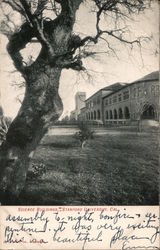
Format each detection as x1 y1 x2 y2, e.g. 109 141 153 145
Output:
0 64 63 203
0 0 83 204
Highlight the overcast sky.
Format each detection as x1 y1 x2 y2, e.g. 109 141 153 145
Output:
0 1 159 119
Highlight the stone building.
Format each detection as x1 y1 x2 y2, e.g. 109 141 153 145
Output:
70 92 86 120
78 107 86 121
84 83 127 123
103 71 159 125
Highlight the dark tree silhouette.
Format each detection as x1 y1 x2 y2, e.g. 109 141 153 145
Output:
0 0 152 202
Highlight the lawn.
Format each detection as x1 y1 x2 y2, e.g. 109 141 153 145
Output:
19 126 159 205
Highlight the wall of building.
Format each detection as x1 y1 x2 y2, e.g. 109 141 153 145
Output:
85 90 113 123
75 92 86 118
103 86 131 125
103 77 159 125
78 107 86 121
75 71 159 127
70 92 86 120
129 79 159 121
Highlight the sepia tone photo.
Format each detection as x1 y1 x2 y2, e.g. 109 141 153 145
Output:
0 0 159 206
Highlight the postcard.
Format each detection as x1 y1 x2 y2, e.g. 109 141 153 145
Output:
0 0 159 249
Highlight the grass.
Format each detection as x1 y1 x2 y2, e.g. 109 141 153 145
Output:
19 127 159 205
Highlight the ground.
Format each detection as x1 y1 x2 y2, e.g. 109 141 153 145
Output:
17 126 159 205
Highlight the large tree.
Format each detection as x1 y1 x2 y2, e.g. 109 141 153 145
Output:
0 0 152 203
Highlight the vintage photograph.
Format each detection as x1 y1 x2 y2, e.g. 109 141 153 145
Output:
0 0 159 206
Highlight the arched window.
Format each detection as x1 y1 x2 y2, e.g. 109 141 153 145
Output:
97 110 101 119
91 112 93 120
94 110 96 120
105 111 108 119
110 110 113 119
118 108 123 119
114 109 118 119
124 107 130 119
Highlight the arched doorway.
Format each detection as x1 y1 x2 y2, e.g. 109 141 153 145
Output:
97 110 101 119
118 108 123 119
141 105 155 120
105 111 108 120
91 112 93 120
124 107 130 119
110 110 113 119
114 109 118 119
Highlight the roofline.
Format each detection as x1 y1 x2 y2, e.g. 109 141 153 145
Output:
130 76 159 85
102 84 129 99
85 71 159 102
85 83 126 102
80 107 86 111
85 89 102 102
102 75 159 99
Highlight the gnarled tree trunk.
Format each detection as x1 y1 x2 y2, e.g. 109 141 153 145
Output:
0 64 63 203
0 0 83 204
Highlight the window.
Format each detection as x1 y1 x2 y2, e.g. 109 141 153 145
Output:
118 94 122 102
93 98 96 105
94 111 96 120
105 99 108 106
97 96 100 104
156 85 159 94
109 98 112 105
123 90 129 100
137 87 142 98
113 95 117 103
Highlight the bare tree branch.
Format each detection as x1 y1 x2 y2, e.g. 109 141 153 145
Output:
67 0 152 65
7 22 35 74
19 0 55 57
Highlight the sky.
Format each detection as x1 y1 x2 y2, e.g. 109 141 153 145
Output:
0 1 159 119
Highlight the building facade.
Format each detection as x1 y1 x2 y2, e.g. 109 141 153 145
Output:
70 92 86 120
84 83 126 124
72 71 159 126
78 107 86 121
103 71 159 125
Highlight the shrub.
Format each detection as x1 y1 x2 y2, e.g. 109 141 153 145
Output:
74 122 94 148
27 162 46 180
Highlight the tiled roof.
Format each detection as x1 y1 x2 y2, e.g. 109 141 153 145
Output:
102 71 159 99
85 82 126 102
132 71 159 84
